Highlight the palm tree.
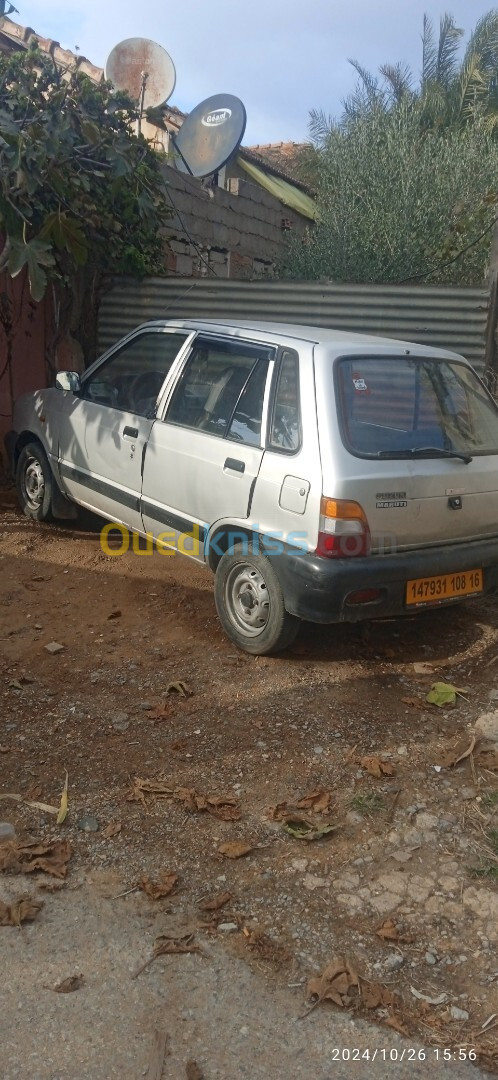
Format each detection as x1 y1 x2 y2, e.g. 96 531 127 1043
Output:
342 10 498 131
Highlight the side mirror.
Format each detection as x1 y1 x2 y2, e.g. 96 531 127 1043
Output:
55 371 81 393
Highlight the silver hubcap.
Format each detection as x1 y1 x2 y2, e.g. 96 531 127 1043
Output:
24 457 45 510
225 563 270 638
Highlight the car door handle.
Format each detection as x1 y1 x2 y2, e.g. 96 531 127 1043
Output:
123 426 139 439
224 457 245 474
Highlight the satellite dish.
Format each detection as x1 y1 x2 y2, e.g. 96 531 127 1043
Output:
172 94 246 178
105 38 176 110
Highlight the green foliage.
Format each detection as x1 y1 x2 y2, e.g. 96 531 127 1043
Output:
0 45 170 300
281 100 498 285
350 792 385 815
341 10 498 132
482 789 498 807
283 10 498 286
468 827 498 879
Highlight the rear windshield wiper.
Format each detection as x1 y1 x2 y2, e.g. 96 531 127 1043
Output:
377 447 473 464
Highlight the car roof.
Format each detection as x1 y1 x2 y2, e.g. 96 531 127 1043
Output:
140 319 463 360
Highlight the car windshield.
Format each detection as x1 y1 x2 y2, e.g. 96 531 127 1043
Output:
336 356 498 458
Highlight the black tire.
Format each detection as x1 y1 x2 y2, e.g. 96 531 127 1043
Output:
16 441 54 522
214 542 300 655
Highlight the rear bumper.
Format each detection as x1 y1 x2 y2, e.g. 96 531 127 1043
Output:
267 536 498 624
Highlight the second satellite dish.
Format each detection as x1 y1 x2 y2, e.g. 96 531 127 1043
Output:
105 38 176 109
173 94 247 177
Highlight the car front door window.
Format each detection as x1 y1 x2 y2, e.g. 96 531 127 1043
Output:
83 331 189 417
166 338 271 444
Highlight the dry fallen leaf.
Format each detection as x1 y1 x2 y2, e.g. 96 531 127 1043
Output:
437 734 477 769
361 981 398 1009
386 1014 410 1037
186 1061 204 1080
359 756 396 778
476 747 498 770
138 872 178 900
296 789 333 814
107 610 122 620
126 777 173 804
0 895 43 926
198 891 232 911
25 784 43 800
0 839 72 878
153 934 202 956
176 789 241 821
48 974 84 993
0 792 59 814
307 957 359 1009
413 661 435 676
281 814 338 841
244 927 290 965
203 794 241 821
376 918 399 942
56 770 69 826
218 841 254 859
150 702 173 720
102 822 122 839
401 696 427 710
166 681 192 698
37 880 65 893
132 934 203 978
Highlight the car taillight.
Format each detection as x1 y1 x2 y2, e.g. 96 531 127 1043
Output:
316 497 371 558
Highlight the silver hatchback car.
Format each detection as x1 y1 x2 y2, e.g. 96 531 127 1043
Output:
7 319 498 654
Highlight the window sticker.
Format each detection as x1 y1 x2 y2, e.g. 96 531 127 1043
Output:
352 372 368 392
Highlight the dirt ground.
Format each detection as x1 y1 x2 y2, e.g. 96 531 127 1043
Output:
1 486 497 1075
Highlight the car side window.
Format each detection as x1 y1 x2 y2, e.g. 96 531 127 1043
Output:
226 360 269 446
270 350 301 451
82 332 188 416
167 338 271 441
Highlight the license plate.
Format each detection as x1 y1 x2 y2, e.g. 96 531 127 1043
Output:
406 568 483 607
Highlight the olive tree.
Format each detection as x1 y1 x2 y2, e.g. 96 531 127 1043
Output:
281 100 498 285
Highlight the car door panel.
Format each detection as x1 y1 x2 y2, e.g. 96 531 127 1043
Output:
57 328 190 529
58 401 152 529
141 425 265 556
141 336 274 556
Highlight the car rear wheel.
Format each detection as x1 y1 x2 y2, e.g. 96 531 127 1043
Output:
16 441 54 522
214 542 300 655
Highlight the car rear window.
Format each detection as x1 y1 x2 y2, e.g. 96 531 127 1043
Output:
336 356 498 458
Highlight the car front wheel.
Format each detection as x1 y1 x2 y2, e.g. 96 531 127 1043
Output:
16 441 54 522
214 542 300 655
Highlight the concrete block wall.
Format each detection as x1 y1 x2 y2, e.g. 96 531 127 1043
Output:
160 163 309 280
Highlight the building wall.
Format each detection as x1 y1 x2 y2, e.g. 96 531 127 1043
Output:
161 163 308 280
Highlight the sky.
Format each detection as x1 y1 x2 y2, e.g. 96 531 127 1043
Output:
11 0 496 145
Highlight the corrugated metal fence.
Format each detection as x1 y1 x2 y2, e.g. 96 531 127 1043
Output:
99 279 489 374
